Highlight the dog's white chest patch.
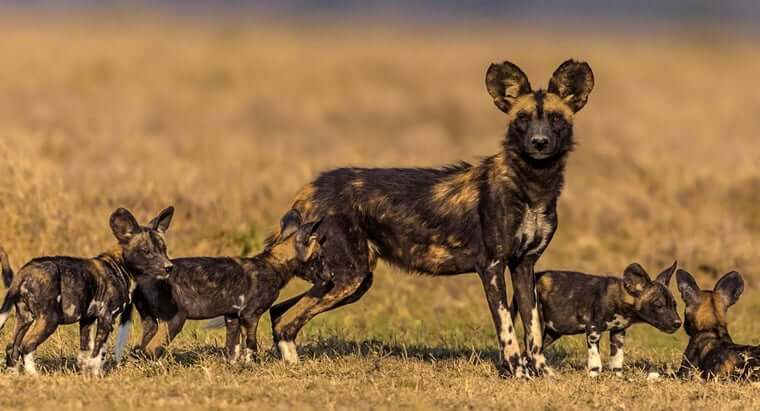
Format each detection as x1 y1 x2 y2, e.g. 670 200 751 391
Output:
515 205 553 256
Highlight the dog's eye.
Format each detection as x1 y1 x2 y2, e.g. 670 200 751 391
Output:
653 300 664 309
549 112 565 128
515 112 531 128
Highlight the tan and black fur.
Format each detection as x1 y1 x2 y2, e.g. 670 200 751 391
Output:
676 269 760 379
118 210 326 362
0 207 175 376
268 60 595 377
514 262 681 377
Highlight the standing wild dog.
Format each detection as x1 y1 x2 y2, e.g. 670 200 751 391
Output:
118 210 327 362
513 262 681 377
0 207 175 376
676 269 760 379
267 60 594 377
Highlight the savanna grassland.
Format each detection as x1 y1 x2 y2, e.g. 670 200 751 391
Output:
1 13 760 410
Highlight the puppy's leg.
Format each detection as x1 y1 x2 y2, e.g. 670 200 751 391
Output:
609 329 625 377
86 315 114 377
240 312 262 363
139 316 159 356
19 315 59 376
77 319 96 370
224 317 241 363
586 326 602 377
5 304 33 373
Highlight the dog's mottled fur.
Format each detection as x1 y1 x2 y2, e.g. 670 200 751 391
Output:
515 262 681 377
0 207 175 376
118 210 326 361
676 269 760 379
268 60 594 377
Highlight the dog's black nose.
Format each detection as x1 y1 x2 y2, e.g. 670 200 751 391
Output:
673 320 682 328
531 135 549 150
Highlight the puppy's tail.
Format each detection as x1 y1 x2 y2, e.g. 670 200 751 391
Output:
114 302 133 363
203 316 227 330
0 246 14 289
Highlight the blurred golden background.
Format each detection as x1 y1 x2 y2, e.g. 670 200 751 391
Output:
0 3 759 408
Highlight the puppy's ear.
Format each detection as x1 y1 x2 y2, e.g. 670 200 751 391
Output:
714 271 744 308
655 260 678 286
279 209 302 240
623 263 650 296
547 59 594 112
110 208 141 244
149 206 175 233
676 269 701 307
485 61 532 113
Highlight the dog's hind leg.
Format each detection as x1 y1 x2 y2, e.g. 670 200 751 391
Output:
240 312 263 363
272 273 369 364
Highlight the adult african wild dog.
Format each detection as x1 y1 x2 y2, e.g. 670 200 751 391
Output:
513 262 681 377
0 207 175 376
676 269 760 379
117 210 326 362
268 60 595 377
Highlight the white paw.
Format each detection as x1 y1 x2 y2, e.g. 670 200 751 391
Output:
277 341 299 364
647 371 661 381
588 370 600 378
23 352 38 376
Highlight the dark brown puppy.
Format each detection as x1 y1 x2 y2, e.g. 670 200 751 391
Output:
514 262 681 377
269 59 595 377
0 207 174 376
118 210 326 361
676 269 760 379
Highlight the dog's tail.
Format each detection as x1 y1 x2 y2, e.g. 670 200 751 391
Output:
0 247 14 289
114 302 133 363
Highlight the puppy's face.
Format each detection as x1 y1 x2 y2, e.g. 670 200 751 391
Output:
677 269 744 337
110 206 175 279
623 262 681 333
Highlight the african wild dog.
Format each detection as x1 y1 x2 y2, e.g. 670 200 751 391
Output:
116 210 326 362
0 207 175 376
512 261 681 377
267 60 595 377
676 269 760 379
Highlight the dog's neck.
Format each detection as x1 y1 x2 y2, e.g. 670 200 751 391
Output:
96 246 135 290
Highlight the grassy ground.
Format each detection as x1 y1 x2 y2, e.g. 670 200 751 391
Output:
0 14 760 410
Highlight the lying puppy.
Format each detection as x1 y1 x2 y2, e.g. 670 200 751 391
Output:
117 209 326 362
0 206 175 376
676 269 760 379
513 261 681 376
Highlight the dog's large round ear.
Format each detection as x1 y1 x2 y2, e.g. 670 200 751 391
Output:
547 59 594 113
485 61 532 113
655 260 678 286
623 263 650 296
110 208 141 244
676 269 701 306
714 271 744 308
295 218 324 262
279 209 302 240
149 206 175 233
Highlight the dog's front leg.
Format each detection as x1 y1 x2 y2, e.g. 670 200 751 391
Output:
510 257 553 377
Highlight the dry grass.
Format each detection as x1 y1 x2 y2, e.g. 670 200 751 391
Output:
0 14 760 410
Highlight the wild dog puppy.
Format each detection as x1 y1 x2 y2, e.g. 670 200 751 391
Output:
268 60 595 377
0 207 174 376
118 210 325 362
676 269 760 379
514 262 681 377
